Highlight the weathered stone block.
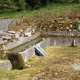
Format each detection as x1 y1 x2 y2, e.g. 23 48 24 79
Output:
0 60 12 71
19 46 35 63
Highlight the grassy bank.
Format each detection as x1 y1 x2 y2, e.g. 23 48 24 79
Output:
0 3 80 19
0 46 80 80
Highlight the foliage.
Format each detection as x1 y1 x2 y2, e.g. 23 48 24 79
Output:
0 0 80 13
0 0 26 13
0 3 79 19
25 0 42 9
53 0 80 3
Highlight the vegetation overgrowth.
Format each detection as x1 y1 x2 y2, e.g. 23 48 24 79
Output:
0 3 80 19
0 3 79 31
0 46 80 80
0 0 80 13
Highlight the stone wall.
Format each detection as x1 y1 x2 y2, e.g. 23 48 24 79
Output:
42 31 80 37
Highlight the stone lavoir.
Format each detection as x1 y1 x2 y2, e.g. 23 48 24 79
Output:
7 37 80 69
0 18 80 70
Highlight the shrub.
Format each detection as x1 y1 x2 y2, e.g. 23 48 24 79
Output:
0 0 80 13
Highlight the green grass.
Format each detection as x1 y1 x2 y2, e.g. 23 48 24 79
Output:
44 3 80 12
0 70 16 80
0 46 80 80
0 3 80 19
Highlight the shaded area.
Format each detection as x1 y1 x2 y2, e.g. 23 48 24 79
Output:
8 53 25 69
34 45 46 56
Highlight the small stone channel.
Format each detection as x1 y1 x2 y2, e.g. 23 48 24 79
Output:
10 38 42 53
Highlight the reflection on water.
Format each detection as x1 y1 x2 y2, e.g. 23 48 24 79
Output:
10 37 80 53
10 38 42 53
